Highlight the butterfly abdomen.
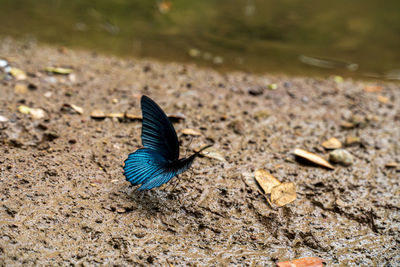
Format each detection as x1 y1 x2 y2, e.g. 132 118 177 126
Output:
166 154 197 175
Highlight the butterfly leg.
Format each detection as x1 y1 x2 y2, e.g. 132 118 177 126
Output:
170 175 181 192
164 175 181 193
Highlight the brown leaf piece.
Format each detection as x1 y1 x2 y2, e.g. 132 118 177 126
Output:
180 128 201 136
294 148 334 169
167 113 185 121
198 146 226 162
270 182 296 207
385 162 398 168
254 169 281 194
277 257 325 267
9 67 27 80
322 137 342 149
364 85 382 93
125 114 142 120
90 109 106 119
106 113 124 118
62 104 83 114
377 95 389 104
14 83 27 94
45 66 73 75
70 104 84 114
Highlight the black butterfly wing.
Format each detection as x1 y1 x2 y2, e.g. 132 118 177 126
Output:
141 95 179 160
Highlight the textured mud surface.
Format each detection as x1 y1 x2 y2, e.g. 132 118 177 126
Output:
1 39 399 266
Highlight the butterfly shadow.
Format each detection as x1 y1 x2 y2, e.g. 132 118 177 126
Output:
119 182 188 216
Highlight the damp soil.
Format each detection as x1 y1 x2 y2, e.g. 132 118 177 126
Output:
0 39 399 266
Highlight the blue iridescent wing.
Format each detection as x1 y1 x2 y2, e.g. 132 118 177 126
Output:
141 95 179 160
137 169 177 191
124 148 178 190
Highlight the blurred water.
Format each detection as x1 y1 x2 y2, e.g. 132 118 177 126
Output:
0 0 399 78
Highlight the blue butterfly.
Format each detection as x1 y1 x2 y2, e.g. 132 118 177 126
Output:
123 95 212 191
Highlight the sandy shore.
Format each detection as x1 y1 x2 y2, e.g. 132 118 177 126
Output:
0 38 399 265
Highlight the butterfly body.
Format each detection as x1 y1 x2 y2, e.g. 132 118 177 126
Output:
123 95 209 191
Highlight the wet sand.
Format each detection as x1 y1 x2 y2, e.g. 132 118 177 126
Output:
0 38 399 266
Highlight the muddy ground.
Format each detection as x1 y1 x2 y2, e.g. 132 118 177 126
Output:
0 39 399 266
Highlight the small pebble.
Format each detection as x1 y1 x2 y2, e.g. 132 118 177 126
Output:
329 149 353 166
345 136 361 146
0 115 9 122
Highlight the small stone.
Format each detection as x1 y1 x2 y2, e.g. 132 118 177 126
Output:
213 56 224 65
248 86 264 96
44 91 52 98
188 48 201 58
253 110 270 120
14 83 28 94
0 59 8 68
329 149 353 166
228 120 245 135
345 136 361 146
30 108 46 119
28 83 38 90
0 115 8 122
116 207 126 213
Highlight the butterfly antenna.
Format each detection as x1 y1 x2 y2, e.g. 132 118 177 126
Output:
195 144 214 156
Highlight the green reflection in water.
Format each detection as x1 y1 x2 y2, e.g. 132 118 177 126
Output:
0 0 399 78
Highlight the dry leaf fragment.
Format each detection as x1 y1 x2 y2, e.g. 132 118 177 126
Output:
45 67 73 74
167 113 185 121
125 114 142 120
254 169 281 194
180 128 201 136
18 105 31 114
364 85 382 93
116 207 126 213
199 146 226 162
70 104 84 114
90 109 106 119
322 137 342 149
270 182 296 207
385 162 398 168
14 83 27 94
340 121 355 129
18 105 45 119
106 113 124 118
9 67 27 80
377 95 389 104
294 148 334 169
61 104 84 115
277 257 325 267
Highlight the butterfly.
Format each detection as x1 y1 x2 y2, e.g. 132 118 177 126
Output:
123 95 212 191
